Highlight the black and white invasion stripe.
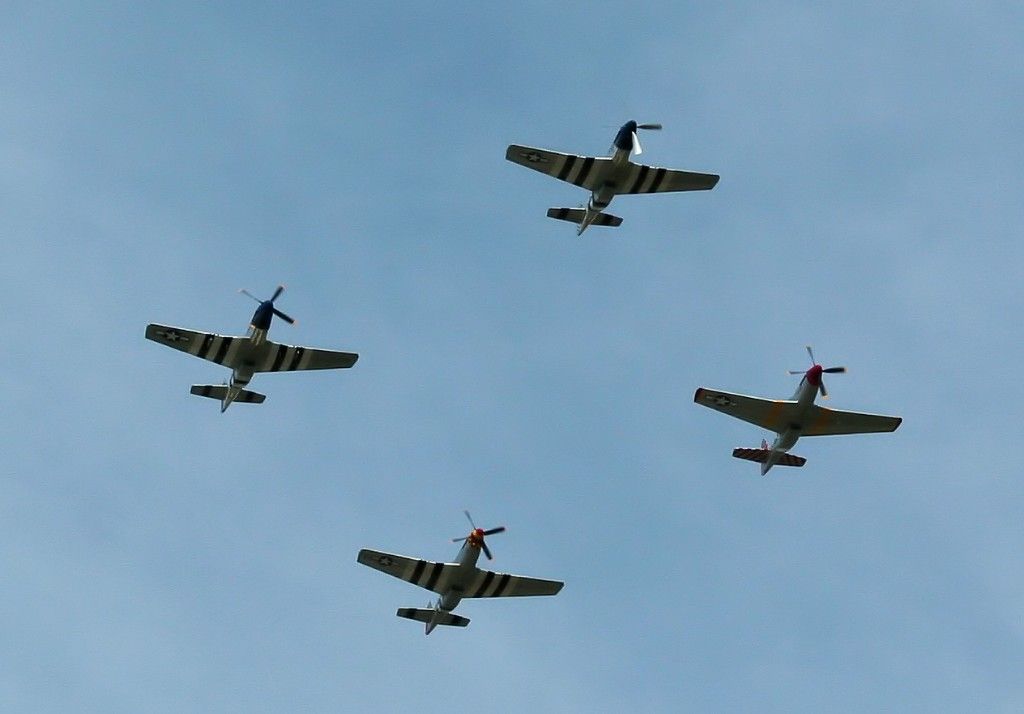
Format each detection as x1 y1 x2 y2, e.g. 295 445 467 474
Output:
187 333 241 366
624 165 670 194
259 344 311 372
553 154 601 188
469 571 516 598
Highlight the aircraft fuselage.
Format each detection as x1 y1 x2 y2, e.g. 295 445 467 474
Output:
221 309 274 411
577 127 637 234
419 536 492 633
762 365 824 473
435 538 483 613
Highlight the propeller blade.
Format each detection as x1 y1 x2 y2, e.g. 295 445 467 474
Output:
481 542 493 560
637 123 662 130
270 285 285 302
463 510 477 530
632 132 643 156
482 527 505 536
788 370 805 375
819 382 829 399
273 308 295 325
451 536 468 543
239 289 262 304
805 345 816 365
823 367 846 374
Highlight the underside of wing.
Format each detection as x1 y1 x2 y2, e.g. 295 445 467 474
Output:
506 144 610 191
145 324 241 366
802 406 903 436
694 387 799 433
356 549 456 594
617 163 719 194
462 570 564 599
256 342 359 373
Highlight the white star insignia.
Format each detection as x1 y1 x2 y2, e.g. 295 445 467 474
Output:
158 330 189 344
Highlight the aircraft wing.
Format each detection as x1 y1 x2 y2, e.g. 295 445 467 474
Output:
255 342 358 373
801 405 902 436
506 144 610 192
693 387 800 433
145 324 241 366
357 549 458 595
462 569 564 599
618 163 719 194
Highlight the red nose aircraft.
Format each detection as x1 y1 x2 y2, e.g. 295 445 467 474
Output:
694 347 902 475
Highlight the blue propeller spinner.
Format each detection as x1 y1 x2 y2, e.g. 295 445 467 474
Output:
240 284 296 331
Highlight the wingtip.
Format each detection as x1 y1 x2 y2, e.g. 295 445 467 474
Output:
693 387 705 403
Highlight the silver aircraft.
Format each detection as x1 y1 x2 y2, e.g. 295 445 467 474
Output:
145 285 358 412
357 512 563 635
694 347 902 475
505 120 719 235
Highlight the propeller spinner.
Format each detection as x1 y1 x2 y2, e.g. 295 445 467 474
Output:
451 510 506 560
613 120 663 155
788 345 846 398
240 284 297 330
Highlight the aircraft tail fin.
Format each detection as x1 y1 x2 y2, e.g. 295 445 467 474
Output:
396 607 470 634
731 446 806 468
546 207 623 228
189 385 266 405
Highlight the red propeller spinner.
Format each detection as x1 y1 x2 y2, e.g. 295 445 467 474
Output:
788 346 846 398
451 510 506 560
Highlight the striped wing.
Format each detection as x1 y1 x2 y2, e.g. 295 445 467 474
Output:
145 324 240 366
255 341 358 373
694 387 800 433
146 325 358 372
462 570 563 599
357 549 563 599
617 163 719 194
801 406 902 436
357 549 457 595
506 144 609 191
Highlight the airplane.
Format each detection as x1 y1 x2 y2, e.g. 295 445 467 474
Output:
145 285 358 412
693 347 902 475
505 120 719 235
357 511 563 635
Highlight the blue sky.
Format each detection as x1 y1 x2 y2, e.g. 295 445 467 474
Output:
2 3 1023 711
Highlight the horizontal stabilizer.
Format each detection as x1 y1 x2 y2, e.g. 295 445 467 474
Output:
546 208 622 227
732 447 806 467
396 608 469 628
190 385 265 404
